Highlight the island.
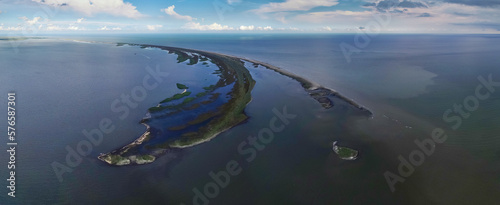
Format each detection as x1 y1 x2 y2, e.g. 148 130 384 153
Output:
98 43 371 166
332 141 358 160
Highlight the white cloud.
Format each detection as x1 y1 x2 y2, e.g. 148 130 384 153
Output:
161 5 195 21
322 26 333 31
33 0 143 18
253 0 339 13
67 26 80 30
46 24 63 31
99 26 109 30
20 16 42 25
290 2 500 33
239 25 255 30
76 18 85 23
274 27 301 31
0 26 23 31
260 26 274 30
99 26 122 31
44 24 85 31
146 24 163 31
238 25 274 31
183 22 234 31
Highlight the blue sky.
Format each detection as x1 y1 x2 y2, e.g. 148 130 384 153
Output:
0 0 499 33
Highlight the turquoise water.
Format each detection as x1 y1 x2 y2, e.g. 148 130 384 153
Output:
1 34 500 204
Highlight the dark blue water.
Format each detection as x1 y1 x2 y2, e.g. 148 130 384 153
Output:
1 34 500 204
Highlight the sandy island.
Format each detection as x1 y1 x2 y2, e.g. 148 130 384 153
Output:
99 43 371 166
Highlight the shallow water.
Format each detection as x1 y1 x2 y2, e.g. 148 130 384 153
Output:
1 34 500 204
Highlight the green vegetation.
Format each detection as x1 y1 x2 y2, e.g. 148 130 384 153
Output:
188 56 199 65
176 83 189 89
337 147 357 158
99 154 128 165
203 85 216 91
148 90 194 112
333 142 358 160
173 51 189 63
99 44 256 165
148 106 166 112
168 54 255 148
160 91 192 103
137 155 154 161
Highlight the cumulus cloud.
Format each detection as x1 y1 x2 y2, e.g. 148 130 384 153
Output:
46 25 63 31
239 25 255 30
183 22 234 30
76 18 84 23
278 27 300 31
146 25 163 31
43 24 84 31
32 0 143 18
238 25 274 31
67 26 80 30
161 5 195 21
20 16 42 25
322 26 333 31
0 25 23 31
253 0 339 13
99 26 122 31
259 26 274 31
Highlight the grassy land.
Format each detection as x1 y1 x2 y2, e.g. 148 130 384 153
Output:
159 91 192 103
137 155 155 161
336 147 358 159
168 53 255 148
99 44 256 165
176 83 189 89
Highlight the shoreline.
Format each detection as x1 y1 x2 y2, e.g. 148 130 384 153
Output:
99 43 256 166
98 42 371 166
139 44 371 114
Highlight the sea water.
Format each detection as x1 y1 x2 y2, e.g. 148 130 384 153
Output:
1 34 500 204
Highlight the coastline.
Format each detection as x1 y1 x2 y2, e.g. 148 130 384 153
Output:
98 43 256 165
98 42 372 166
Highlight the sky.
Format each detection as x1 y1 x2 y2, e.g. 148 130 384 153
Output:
0 0 499 34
